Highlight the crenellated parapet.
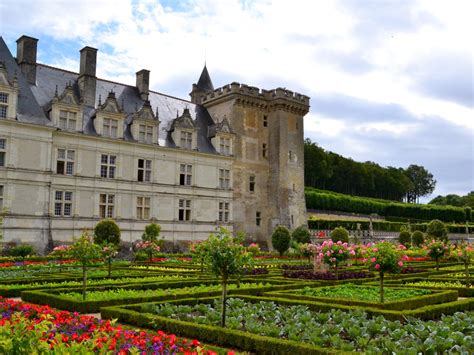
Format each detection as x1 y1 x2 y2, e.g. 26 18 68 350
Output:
201 82 310 115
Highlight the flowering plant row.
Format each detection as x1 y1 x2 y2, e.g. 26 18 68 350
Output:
0 297 214 354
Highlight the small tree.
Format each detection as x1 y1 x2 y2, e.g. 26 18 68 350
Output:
93 219 121 246
314 240 353 279
398 230 411 247
102 244 118 278
202 228 251 327
247 243 261 257
367 242 406 303
49 245 71 273
450 242 473 287
298 243 314 263
272 226 291 256
135 240 161 267
190 241 208 273
411 231 425 247
70 232 102 300
292 225 311 244
426 239 449 270
330 227 349 243
142 223 163 246
426 219 448 242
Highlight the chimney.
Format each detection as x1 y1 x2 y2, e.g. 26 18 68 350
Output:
136 69 150 101
78 46 98 107
16 35 38 85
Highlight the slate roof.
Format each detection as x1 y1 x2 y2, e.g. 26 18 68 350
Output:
196 65 214 92
0 36 218 154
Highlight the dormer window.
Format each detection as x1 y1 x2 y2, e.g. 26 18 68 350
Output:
180 131 193 149
139 124 153 143
103 118 119 138
208 116 235 156
0 92 8 118
59 110 77 130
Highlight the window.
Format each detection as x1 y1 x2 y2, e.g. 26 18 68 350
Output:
249 175 255 192
256 211 261 226
136 196 150 219
179 164 192 186
0 92 8 118
178 199 191 221
0 138 6 167
263 115 268 127
99 194 115 218
139 124 153 143
218 201 230 222
137 159 151 182
262 143 267 158
220 137 231 156
103 118 119 138
291 214 294 226
100 154 116 178
288 150 293 162
219 169 230 189
59 110 77 130
54 191 73 217
0 185 3 210
56 149 75 175
180 131 192 149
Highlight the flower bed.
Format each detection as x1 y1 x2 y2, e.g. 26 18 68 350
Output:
0 297 213 354
282 270 373 281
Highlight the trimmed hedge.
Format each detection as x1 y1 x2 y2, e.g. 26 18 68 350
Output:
305 188 471 222
264 288 458 311
380 277 474 297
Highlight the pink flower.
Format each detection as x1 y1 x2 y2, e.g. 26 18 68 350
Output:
398 261 404 267
371 257 376 263
338 250 343 254
373 248 378 252
375 264 380 270
350 250 356 255
326 251 331 257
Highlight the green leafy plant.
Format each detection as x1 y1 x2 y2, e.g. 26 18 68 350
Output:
398 230 411 247
425 239 450 270
93 219 121 246
102 244 118 278
411 230 425 247
142 223 163 246
330 227 349 243
271 225 291 256
48 245 71 273
292 225 311 244
426 219 448 242
449 242 473 286
69 231 103 300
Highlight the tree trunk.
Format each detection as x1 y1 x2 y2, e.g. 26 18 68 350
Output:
436 257 439 271
313 254 318 273
108 258 112 278
82 264 87 301
380 272 384 303
334 264 338 280
59 257 63 273
221 277 228 327
465 262 471 287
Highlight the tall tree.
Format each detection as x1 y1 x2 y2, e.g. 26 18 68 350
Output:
404 164 436 203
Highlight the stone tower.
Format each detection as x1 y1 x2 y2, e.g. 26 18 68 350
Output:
192 68 310 245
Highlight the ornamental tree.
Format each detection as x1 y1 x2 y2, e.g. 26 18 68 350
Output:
314 240 354 279
93 219 121 246
201 227 252 327
292 225 311 244
367 241 406 303
247 243 261 257
330 227 349 243
102 243 119 278
450 242 474 286
49 245 71 273
142 223 163 247
190 240 209 273
426 219 448 242
135 240 161 267
271 226 291 256
425 239 449 270
70 232 103 300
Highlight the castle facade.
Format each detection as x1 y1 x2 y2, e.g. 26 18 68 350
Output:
0 35 309 252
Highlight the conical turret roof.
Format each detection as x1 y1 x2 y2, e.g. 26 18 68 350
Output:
196 64 214 92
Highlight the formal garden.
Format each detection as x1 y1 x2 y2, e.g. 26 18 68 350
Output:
0 218 473 354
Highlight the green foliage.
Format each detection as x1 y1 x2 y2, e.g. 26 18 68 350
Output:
429 191 474 209
330 227 349 243
398 230 411 247
305 188 469 222
6 244 34 258
411 231 425 247
426 219 448 241
291 225 311 244
404 164 436 203
271 226 291 256
142 223 162 245
93 219 121 246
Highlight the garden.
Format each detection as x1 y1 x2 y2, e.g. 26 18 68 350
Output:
0 219 473 354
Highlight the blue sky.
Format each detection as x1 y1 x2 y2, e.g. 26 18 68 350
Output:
1 0 472 201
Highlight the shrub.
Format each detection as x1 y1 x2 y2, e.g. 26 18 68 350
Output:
7 244 34 258
93 219 121 246
412 231 425 247
142 223 162 246
425 239 449 271
313 240 353 279
271 226 291 256
398 230 412 247
291 225 311 244
330 227 349 243
426 219 448 242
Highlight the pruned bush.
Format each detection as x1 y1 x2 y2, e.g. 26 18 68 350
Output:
272 226 291 256
94 219 121 246
412 231 425 247
399 230 411 247
330 227 349 243
291 225 311 244
7 244 34 258
426 219 448 242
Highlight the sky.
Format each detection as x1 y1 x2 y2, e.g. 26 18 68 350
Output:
1 0 473 201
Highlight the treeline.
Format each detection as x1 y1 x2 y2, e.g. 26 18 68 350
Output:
305 188 472 223
304 139 436 202
429 192 474 208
